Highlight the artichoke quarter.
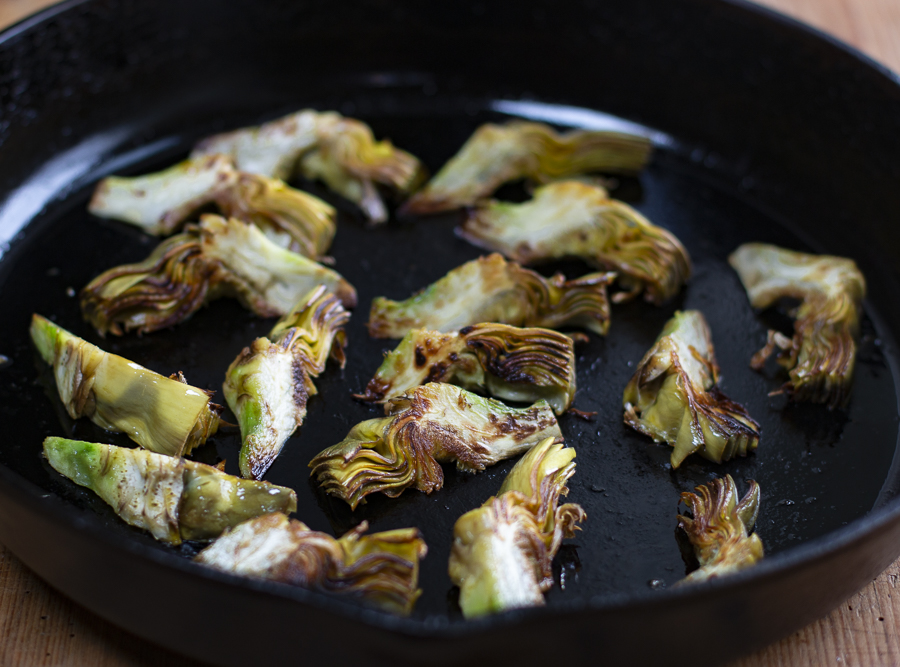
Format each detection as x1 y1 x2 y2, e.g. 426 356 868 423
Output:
458 180 691 305
88 154 336 260
191 109 425 225
368 253 614 339
623 310 760 468
676 475 763 584
195 513 426 615
729 243 865 409
31 315 220 457
448 438 585 618
224 285 350 480
355 322 577 415
43 437 297 544
402 120 651 214
81 214 356 336
309 383 562 509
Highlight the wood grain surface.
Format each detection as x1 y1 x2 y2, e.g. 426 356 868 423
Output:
1 0 899 665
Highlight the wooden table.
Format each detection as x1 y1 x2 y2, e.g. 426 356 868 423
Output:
1 0 899 664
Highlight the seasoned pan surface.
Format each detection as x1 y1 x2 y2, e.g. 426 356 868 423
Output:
1 0 900 664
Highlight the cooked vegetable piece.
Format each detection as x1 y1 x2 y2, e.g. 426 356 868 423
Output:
43 437 297 545
448 439 585 617
310 383 562 509
458 180 691 304
729 243 865 408
623 310 760 468
195 513 426 614
88 155 336 259
191 109 425 224
355 322 577 414
81 214 356 335
224 286 350 480
31 315 221 457
677 475 763 584
368 253 613 339
403 121 651 214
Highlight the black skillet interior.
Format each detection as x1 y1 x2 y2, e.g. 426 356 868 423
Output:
1 0 900 663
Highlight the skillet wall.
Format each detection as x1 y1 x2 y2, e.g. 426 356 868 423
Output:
3 1 900 666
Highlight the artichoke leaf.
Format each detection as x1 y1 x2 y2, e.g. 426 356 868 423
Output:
623 310 760 468
224 285 350 480
676 475 763 584
355 322 577 414
81 215 356 336
458 180 691 304
368 253 613 339
191 109 425 225
448 438 585 618
729 243 865 408
403 121 651 215
43 438 297 545
310 383 562 509
195 513 426 615
31 315 221 457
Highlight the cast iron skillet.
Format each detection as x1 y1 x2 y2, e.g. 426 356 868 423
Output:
1 0 900 664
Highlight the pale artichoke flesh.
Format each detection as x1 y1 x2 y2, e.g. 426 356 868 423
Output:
43 437 297 545
677 475 763 584
729 243 865 408
458 180 691 304
309 383 562 509
191 109 425 224
355 322 577 414
195 513 427 615
623 310 760 468
81 215 356 335
403 121 652 214
224 285 350 479
368 253 613 339
31 315 221 457
448 439 586 617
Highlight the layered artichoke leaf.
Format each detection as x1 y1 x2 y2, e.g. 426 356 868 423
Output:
88 155 336 259
677 475 763 584
368 253 614 339
448 439 585 618
224 285 350 480
81 214 356 336
31 315 221 457
458 180 691 304
403 120 652 214
623 310 760 468
191 109 425 224
43 437 297 545
729 243 865 408
309 383 562 509
355 322 577 414
195 513 427 615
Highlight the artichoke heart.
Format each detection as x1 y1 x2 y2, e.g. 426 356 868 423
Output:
224 285 350 480
403 120 651 214
81 214 356 335
729 243 865 408
448 438 585 618
195 513 427 615
88 155 336 259
458 180 691 305
355 322 577 414
43 437 297 545
191 109 425 225
309 383 562 509
368 253 613 339
677 475 763 584
623 310 760 468
31 315 221 457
